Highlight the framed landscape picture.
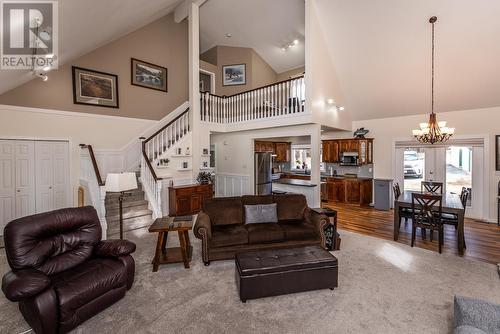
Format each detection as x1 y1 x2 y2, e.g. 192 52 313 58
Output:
131 58 167 92
222 64 246 86
72 66 119 108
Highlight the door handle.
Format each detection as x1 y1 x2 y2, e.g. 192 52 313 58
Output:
49 186 52 190
16 189 20 192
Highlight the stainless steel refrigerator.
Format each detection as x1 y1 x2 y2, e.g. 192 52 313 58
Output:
255 152 272 195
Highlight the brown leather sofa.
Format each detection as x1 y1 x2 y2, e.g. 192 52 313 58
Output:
194 194 329 265
1 206 136 334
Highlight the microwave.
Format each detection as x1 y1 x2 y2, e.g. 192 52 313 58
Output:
340 152 359 166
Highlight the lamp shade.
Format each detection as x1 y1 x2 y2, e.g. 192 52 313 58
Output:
106 173 137 192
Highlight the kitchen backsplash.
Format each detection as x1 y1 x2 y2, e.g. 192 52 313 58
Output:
273 161 373 178
273 162 291 172
323 163 373 178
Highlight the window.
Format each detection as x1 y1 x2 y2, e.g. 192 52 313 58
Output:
291 145 311 171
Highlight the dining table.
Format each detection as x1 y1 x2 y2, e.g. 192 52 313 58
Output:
393 191 465 255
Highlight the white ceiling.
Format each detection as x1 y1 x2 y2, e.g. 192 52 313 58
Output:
199 0 305 74
0 0 182 95
316 0 500 120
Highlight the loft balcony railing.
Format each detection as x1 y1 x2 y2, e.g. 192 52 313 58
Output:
200 75 305 124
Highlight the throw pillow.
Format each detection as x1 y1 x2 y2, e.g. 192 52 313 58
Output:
244 204 278 224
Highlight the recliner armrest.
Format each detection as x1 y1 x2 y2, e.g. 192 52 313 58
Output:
194 211 212 239
94 239 136 258
2 269 51 302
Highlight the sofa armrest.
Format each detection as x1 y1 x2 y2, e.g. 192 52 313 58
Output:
194 211 212 239
454 295 500 333
304 208 329 248
94 240 136 258
2 269 51 302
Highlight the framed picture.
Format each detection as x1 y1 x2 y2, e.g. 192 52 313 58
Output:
222 64 246 86
496 135 500 171
72 66 119 108
131 58 167 92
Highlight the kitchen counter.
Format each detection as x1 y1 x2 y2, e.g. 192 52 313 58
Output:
321 174 373 181
272 179 317 187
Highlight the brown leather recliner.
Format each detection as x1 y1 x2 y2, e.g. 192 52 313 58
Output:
1 206 136 334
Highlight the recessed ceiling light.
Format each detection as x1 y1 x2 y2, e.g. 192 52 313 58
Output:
339 106 345 111
225 33 232 38
293 39 299 45
327 99 335 105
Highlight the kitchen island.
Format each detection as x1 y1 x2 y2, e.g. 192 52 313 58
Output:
272 179 318 206
321 176 372 206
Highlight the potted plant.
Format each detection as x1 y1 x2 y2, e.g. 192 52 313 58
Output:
196 171 214 184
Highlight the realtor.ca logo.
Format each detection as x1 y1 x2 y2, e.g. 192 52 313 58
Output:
0 0 58 70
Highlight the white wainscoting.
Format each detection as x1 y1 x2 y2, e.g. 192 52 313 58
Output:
215 173 251 197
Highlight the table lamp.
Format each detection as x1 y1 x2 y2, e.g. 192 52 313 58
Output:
106 172 138 239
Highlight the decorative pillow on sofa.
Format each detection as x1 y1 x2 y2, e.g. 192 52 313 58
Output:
244 204 278 224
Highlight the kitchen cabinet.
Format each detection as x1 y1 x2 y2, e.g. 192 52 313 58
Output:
322 141 340 163
322 139 373 165
169 184 213 216
281 173 311 180
325 177 372 206
254 141 275 153
274 142 291 162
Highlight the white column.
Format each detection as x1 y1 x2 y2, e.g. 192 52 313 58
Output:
188 2 202 179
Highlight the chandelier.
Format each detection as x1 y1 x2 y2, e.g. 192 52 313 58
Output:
412 16 454 144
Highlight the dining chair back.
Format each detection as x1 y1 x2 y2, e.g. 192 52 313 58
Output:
411 193 444 253
421 181 443 194
393 182 401 199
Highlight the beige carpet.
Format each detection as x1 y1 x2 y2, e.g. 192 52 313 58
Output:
1 228 500 334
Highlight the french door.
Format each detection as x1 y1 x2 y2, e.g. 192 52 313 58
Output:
395 142 484 219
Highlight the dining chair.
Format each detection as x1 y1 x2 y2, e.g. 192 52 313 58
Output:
441 187 469 249
421 181 443 194
393 183 411 228
411 193 444 253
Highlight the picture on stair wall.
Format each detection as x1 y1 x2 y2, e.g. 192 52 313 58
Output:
222 64 246 86
72 66 119 108
131 58 168 92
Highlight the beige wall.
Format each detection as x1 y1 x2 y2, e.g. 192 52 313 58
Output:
251 51 278 89
200 46 278 96
0 14 188 121
323 106 500 222
277 66 305 81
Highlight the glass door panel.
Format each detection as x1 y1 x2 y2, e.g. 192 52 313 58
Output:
446 146 472 205
403 148 425 191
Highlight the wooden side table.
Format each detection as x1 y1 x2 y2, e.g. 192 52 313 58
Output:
148 216 193 272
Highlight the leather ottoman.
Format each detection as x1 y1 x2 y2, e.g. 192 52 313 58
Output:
235 246 338 302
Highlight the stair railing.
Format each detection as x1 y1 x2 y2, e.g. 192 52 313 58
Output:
80 144 107 236
141 108 191 218
201 75 305 124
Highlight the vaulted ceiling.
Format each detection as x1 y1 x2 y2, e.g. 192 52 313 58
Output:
0 0 181 95
316 0 500 120
199 0 305 74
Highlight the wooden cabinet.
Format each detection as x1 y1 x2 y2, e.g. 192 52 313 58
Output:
254 141 275 153
169 184 213 216
322 138 373 165
322 141 340 163
325 177 372 206
274 142 291 162
281 173 311 180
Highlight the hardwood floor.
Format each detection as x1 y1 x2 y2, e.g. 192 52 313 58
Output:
322 201 500 265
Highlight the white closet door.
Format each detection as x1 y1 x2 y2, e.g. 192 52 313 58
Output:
0 140 15 231
15 141 35 219
35 141 70 214
52 142 69 210
35 142 55 213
